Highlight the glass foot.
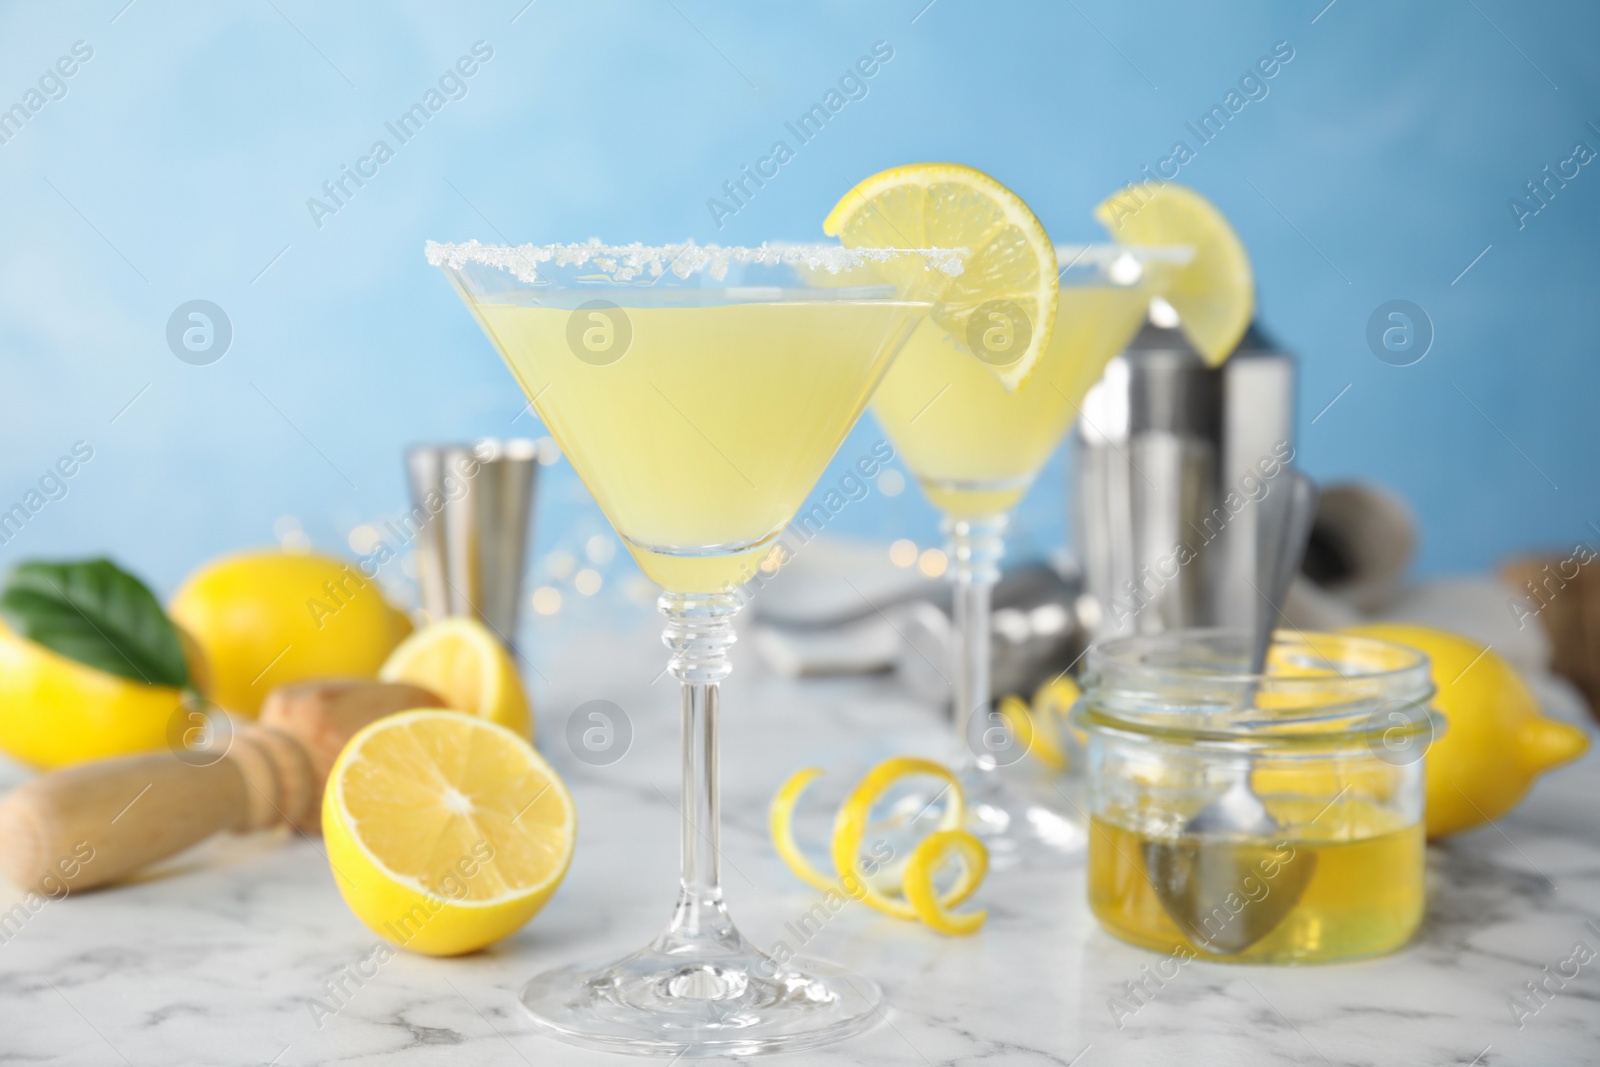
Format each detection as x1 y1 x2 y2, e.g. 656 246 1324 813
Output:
519 941 884 1057
961 770 1086 869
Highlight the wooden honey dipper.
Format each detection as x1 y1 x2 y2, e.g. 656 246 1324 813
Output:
0 679 442 894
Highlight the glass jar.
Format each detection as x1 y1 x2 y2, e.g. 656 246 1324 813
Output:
1072 629 1439 964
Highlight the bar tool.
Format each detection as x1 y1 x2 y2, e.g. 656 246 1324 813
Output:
1074 318 1294 638
1142 470 1319 954
0 680 440 894
406 439 538 644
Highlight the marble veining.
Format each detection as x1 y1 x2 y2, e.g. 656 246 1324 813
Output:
0 617 1596 1065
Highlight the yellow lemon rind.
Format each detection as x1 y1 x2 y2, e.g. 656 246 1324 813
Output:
825 162 1058 391
323 709 574 956
769 767 842 895
1092 183 1253 367
903 829 989 935
378 616 534 738
829 756 968 922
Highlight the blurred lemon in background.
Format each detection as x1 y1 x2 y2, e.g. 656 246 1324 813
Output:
170 550 411 716
0 621 209 769
379 616 533 737
1345 623 1590 837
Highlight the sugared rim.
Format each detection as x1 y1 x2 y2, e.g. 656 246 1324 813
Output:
1053 243 1194 267
1052 244 1194 288
425 239 967 284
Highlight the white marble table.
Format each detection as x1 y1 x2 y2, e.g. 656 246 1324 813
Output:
2 614 1597 1066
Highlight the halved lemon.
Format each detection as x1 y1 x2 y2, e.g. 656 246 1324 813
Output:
379 616 533 737
1093 183 1253 365
825 163 1058 390
323 709 576 956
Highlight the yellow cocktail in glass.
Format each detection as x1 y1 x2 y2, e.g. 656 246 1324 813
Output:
872 246 1186 865
874 249 1182 517
475 301 921 591
429 238 955 1056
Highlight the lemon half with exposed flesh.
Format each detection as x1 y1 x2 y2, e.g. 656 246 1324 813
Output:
323 709 575 956
379 616 533 737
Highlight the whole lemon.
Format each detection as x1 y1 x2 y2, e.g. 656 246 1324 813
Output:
1345 623 1590 837
0 622 209 769
170 550 412 716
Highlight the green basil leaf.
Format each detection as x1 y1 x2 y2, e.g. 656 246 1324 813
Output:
0 558 190 689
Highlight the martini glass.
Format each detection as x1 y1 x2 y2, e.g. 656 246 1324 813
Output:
870 245 1189 868
428 239 956 1057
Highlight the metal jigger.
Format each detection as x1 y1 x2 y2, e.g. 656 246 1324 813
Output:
405 439 538 646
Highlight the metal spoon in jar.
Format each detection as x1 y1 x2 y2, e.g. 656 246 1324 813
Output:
1141 470 1320 956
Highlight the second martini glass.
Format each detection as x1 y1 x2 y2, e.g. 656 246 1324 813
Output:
872 245 1186 867
429 239 955 1057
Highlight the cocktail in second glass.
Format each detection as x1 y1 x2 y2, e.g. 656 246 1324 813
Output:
828 165 1253 868
872 247 1183 865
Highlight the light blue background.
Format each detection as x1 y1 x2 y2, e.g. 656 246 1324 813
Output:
2 0 1596 605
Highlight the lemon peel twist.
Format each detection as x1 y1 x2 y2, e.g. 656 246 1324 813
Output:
770 756 989 935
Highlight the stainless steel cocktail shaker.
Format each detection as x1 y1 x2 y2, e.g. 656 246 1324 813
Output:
1073 321 1295 638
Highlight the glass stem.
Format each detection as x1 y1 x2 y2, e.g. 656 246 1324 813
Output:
944 515 1008 776
659 590 742 950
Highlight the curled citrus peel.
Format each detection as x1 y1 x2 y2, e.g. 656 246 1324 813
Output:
990 676 1081 774
768 766 839 894
1027 676 1084 772
904 830 990 935
831 757 970 922
995 694 1049 771
770 756 990 935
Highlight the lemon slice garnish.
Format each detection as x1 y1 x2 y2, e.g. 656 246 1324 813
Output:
770 756 989 935
825 163 1057 391
1093 183 1254 365
323 709 576 956
379 616 533 737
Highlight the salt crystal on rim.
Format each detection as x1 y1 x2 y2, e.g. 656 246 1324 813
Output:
424 239 966 284
1053 244 1194 268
